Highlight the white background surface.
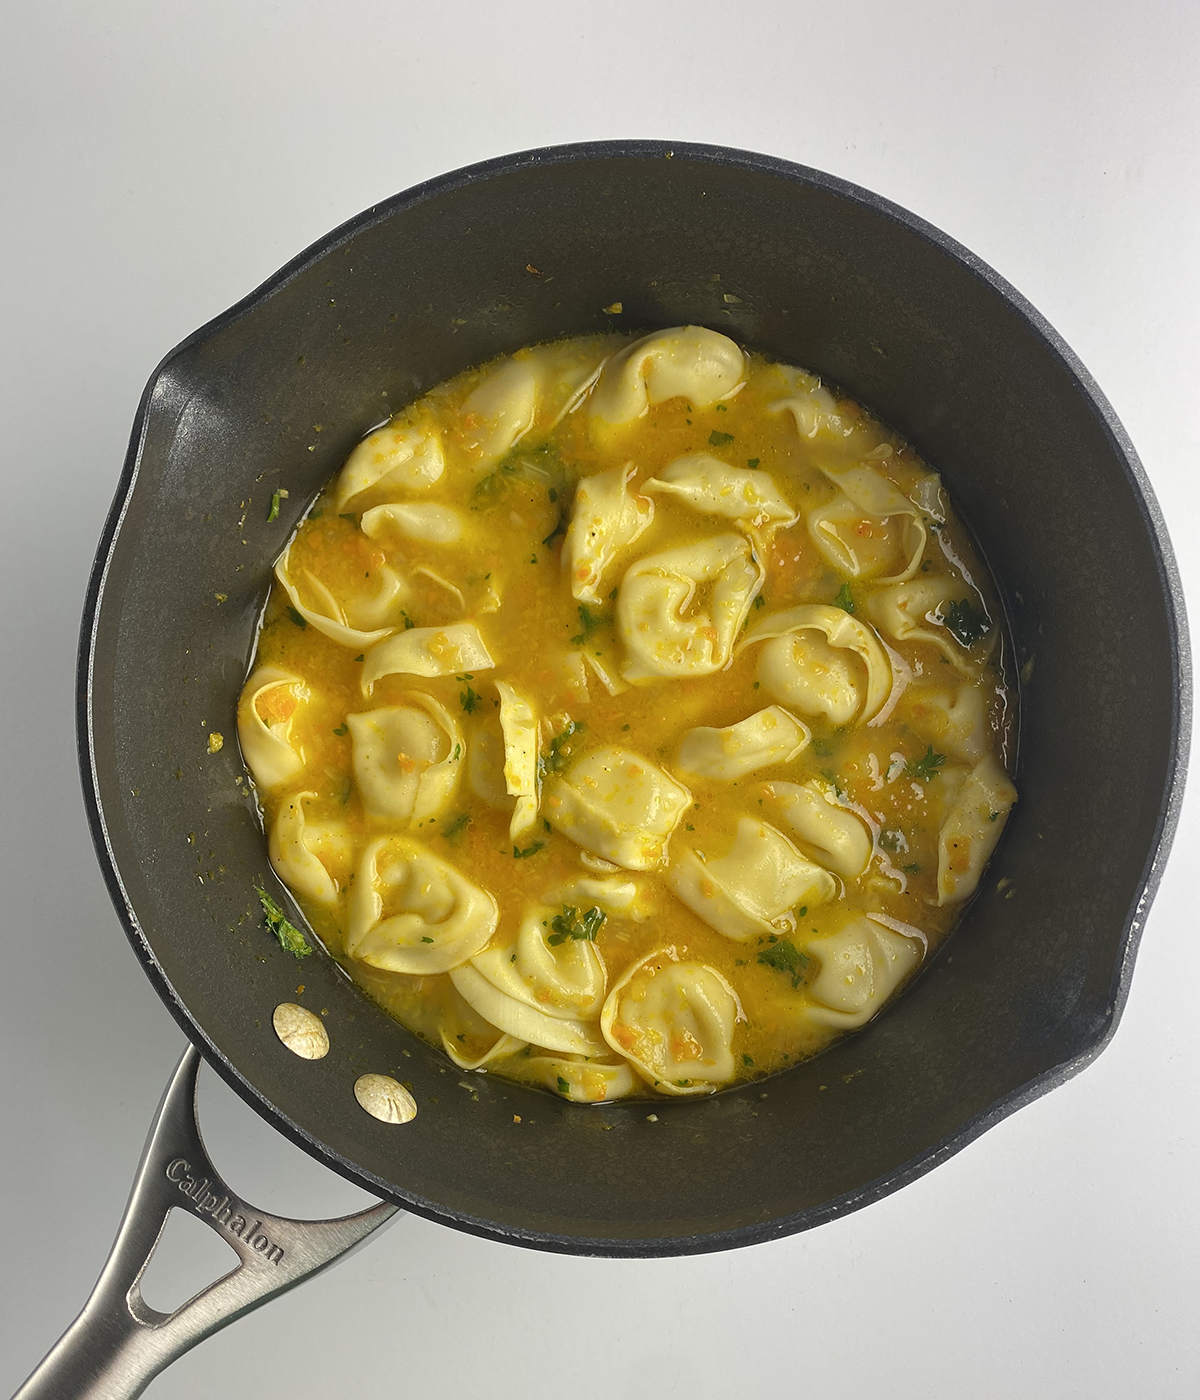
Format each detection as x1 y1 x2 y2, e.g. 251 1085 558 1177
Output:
3 2 1198 1396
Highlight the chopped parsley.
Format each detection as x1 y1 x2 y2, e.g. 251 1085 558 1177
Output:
459 685 479 714
834 581 855 614
942 597 990 647
339 512 358 523
442 812 470 841
753 594 765 608
757 938 808 988
538 719 581 780
906 745 947 782
451 743 462 761
989 810 1000 822
400 611 415 631
556 1076 571 1094
570 604 610 645
266 488 285 522
811 736 834 758
512 841 545 859
547 905 606 946
879 829 903 852
285 605 307 629
901 862 921 875
332 723 348 736
254 885 311 958
746 457 760 469
421 936 434 943
708 429 735 447
742 1054 755 1066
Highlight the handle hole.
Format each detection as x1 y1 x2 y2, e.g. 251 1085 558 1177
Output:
138 1207 240 1314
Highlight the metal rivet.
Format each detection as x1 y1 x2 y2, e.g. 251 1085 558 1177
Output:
272 1003 330 1060
354 1074 418 1124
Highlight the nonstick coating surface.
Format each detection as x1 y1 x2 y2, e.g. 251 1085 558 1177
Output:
80 141 1189 1256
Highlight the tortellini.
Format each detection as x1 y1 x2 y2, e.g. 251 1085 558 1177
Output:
867 579 984 674
267 793 351 905
740 605 892 725
905 685 987 764
274 546 402 648
544 747 691 871
361 623 495 692
590 326 745 428
449 903 608 1056
767 781 872 880
937 755 1018 905
804 918 924 1030
467 723 515 810
237 666 308 790
805 463 927 583
562 462 654 604
457 345 606 471
617 534 763 681
495 680 540 841
336 421 445 509
600 951 742 1095
347 694 463 825
458 359 539 470
346 836 498 974
510 1055 636 1103
668 817 837 941
644 453 796 528
360 502 464 545
676 707 810 782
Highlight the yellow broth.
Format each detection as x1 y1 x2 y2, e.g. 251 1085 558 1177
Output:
240 330 1016 1100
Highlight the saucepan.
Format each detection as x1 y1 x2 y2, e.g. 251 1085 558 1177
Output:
15 140 1189 1398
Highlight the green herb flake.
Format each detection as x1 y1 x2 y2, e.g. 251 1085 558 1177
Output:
513 841 545 859
353 653 365 662
556 1076 571 1094
753 594 765 609
811 737 833 758
254 885 311 958
460 685 479 714
901 862 921 875
332 723 348 736
267 489 284 523
708 429 735 447
339 511 358 523
879 829 902 852
538 719 581 780
442 812 470 841
400 611 416 631
285 605 307 629
421 935 435 943
756 938 809 989
943 597 990 647
834 581 855 614
570 604 610 646
547 905 606 946
989 810 1000 822
742 1054 755 1066
746 457 760 469
906 745 947 783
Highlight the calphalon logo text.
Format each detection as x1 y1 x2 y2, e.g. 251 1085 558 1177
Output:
165 1158 284 1264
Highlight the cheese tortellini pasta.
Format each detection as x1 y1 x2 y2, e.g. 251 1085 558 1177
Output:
240 329 1016 1101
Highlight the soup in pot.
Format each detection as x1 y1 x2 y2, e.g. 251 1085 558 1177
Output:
238 327 1017 1102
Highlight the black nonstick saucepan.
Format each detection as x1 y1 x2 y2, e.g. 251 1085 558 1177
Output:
16 141 1189 1398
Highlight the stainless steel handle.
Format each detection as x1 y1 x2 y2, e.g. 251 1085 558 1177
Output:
12 1046 399 1399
